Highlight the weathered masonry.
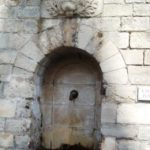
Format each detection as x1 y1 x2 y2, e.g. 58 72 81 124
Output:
0 0 150 150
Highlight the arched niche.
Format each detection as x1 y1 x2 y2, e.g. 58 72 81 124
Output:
35 47 102 150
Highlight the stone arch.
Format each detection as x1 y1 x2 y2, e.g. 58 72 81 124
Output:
13 21 128 85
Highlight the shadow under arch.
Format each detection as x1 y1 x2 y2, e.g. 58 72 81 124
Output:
34 46 103 150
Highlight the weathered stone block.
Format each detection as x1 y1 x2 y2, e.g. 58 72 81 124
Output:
121 17 149 31
106 85 137 102
144 51 150 65
101 137 116 150
103 4 132 16
101 124 138 138
0 50 17 64
94 41 118 63
15 54 37 72
103 32 129 48
128 66 150 84
130 32 150 49
4 76 34 98
101 103 117 123
0 133 14 148
104 0 124 3
134 4 150 16
15 135 30 148
0 100 16 118
104 68 128 84
121 50 143 65
0 119 5 131
6 119 31 133
20 41 44 63
100 53 126 73
117 104 150 124
138 126 150 140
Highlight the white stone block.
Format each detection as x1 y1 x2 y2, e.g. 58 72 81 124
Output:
138 126 150 140
100 53 126 73
103 32 129 48
106 85 137 102
128 66 150 84
103 4 132 16
134 4 150 16
94 41 118 63
121 17 149 31
117 104 150 124
126 0 145 3
121 50 143 65
101 103 117 123
144 51 150 65
104 68 128 84
130 32 150 49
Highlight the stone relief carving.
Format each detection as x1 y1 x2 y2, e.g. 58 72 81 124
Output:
43 0 103 17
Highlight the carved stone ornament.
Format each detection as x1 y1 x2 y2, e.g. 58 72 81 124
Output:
43 0 103 18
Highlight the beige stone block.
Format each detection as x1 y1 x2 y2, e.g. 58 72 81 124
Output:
101 137 116 150
121 17 149 31
0 133 14 148
106 85 137 102
101 103 117 123
134 4 150 16
130 32 150 48
21 41 44 63
128 66 150 84
0 100 16 118
103 32 129 48
121 50 143 65
94 41 118 62
144 51 150 65
100 53 126 73
103 4 132 16
104 68 128 84
15 53 37 72
117 104 150 124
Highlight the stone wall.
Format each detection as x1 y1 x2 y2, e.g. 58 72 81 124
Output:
0 0 150 150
